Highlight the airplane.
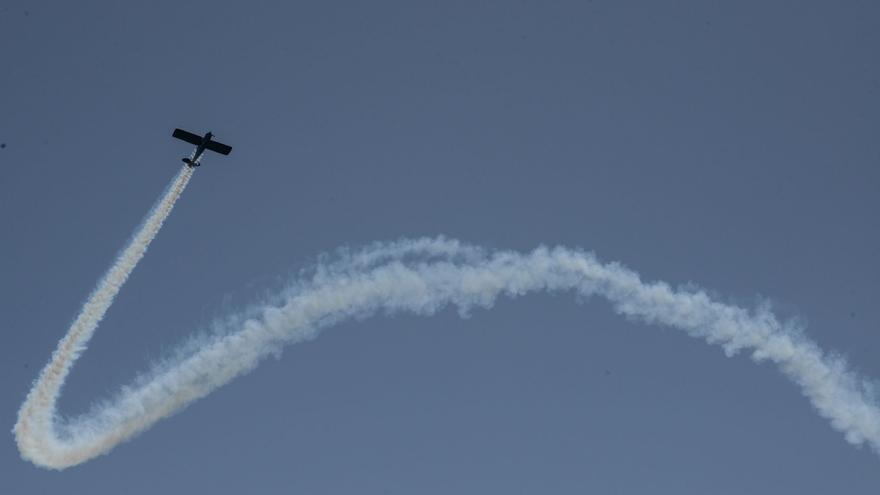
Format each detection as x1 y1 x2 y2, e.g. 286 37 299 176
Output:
172 128 232 167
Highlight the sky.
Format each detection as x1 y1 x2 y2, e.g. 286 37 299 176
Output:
1 1 879 493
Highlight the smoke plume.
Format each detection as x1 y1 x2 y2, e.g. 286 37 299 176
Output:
14 168 880 469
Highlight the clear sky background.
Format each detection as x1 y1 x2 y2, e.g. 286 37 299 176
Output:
1 1 879 493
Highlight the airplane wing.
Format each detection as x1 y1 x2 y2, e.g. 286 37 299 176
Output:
205 139 232 155
172 128 203 145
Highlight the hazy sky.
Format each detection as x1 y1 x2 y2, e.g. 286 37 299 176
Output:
2 1 879 493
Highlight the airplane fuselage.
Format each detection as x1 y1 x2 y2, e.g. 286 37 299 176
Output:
184 132 214 167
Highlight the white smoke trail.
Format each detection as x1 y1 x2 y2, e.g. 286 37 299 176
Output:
14 171 880 470
14 166 194 469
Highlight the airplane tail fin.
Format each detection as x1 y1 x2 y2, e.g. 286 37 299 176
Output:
182 158 199 167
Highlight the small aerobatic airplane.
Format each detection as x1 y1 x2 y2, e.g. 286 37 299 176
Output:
172 128 232 167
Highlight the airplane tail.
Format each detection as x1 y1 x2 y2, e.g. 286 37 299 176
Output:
182 158 199 167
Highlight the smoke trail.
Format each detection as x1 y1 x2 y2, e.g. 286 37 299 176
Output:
14 166 194 469
14 173 880 470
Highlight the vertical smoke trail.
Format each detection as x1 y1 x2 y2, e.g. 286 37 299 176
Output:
13 168 880 470
14 166 193 468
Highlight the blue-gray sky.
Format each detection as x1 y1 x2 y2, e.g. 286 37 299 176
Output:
2 1 879 492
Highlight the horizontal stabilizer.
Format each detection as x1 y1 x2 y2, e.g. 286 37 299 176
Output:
172 128 202 145
205 139 232 155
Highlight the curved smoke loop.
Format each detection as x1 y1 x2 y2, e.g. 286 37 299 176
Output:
14 167 880 469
